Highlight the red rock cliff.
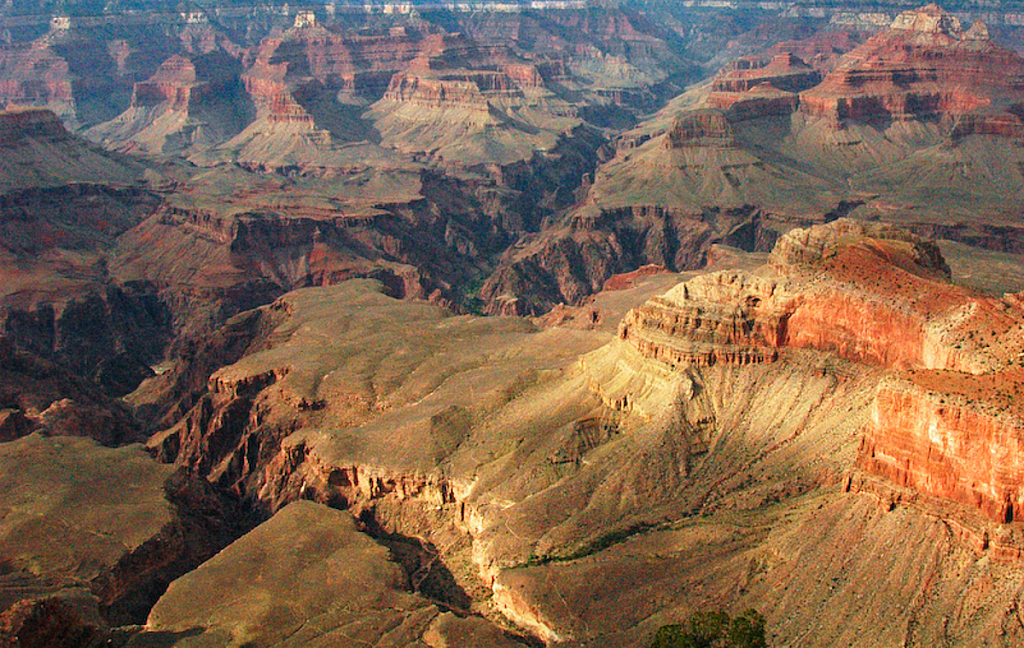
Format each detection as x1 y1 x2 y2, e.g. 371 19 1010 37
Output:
861 372 1024 524
619 218 1024 524
799 4 1024 131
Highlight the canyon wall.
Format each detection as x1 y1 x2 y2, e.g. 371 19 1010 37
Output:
618 219 1024 527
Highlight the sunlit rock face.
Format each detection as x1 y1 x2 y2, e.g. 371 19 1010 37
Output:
620 218 1024 526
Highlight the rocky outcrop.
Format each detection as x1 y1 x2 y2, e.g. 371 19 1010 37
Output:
712 52 821 94
0 109 147 191
131 55 204 111
0 108 69 144
383 71 504 111
860 373 1024 525
620 219 1018 373
619 219 1024 527
799 5 1024 130
0 435 254 635
665 109 734 148
0 44 75 125
618 272 785 367
87 52 251 155
481 204 776 316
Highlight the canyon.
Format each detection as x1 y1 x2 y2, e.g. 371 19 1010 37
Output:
3 1 1024 647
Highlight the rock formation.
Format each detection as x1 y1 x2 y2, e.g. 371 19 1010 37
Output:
712 52 821 95
0 109 169 395
620 219 1024 528
0 41 76 125
800 4 1024 132
8 4 1024 647
479 4 1024 315
86 52 251 155
0 434 253 640
126 227 1024 645
0 109 146 191
135 500 531 646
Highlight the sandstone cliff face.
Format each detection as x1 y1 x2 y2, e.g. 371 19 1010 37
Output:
0 43 75 124
383 71 505 111
860 374 1024 526
665 109 734 148
712 52 821 95
619 219 1024 527
799 5 1024 130
87 52 252 155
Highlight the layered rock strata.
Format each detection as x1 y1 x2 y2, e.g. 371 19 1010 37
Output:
620 218 1024 526
87 53 250 155
800 4 1024 131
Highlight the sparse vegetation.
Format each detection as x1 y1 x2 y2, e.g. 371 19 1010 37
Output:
650 609 767 648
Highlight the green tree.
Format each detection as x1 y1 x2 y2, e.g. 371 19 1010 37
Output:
649 609 767 648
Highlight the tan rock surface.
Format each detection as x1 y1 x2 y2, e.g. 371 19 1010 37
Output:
0 435 175 586
139 500 528 647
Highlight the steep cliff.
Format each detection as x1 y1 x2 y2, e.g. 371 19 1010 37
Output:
800 5 1024 130
619 219 1024 529
86 52 252 156
0 112 170 395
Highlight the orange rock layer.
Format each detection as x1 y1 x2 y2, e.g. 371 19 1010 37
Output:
861 376 1024 524
798 5 1024 128
620 219 1024 524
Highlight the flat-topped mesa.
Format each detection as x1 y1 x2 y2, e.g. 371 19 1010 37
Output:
799 4 1024 129
664 109 734 148
382 72 496 111
619 218 1024 527
620 219 1024 374
131 55 202 110
702 53 818 122
0 108 71 145
707 83 800 121
130 54 242 115
769 217 950 278
712 52 821 94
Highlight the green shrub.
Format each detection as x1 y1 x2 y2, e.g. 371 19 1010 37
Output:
650 609 767 648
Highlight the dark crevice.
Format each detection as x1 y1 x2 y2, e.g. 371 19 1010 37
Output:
355 508 472 613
